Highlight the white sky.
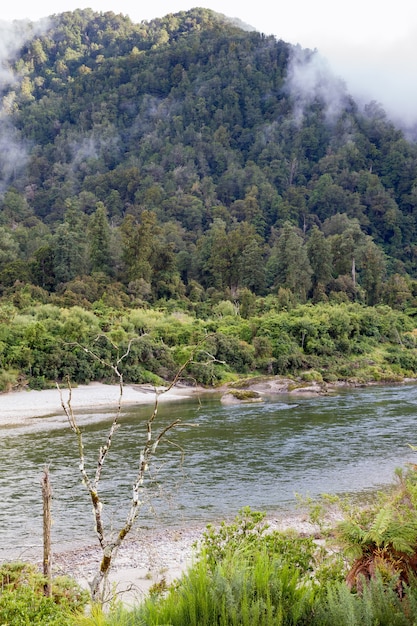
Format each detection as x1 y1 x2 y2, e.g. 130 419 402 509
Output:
2 0 417 126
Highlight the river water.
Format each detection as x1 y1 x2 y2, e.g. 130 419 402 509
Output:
1 384 417 560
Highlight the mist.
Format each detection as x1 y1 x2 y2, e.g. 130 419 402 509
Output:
285 46 350 125
0 18 50 195
319 28 417 132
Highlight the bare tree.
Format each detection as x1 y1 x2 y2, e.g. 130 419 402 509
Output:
58 338 200 603
42 466 52 597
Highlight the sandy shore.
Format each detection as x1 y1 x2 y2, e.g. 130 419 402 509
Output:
0 381 206 427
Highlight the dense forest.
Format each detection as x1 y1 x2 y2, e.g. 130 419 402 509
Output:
1 7 417 387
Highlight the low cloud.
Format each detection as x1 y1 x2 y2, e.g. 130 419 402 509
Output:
321 27 417 130
0 19 49 87
0 114 30 196
285 46 349 125
0 18 50 195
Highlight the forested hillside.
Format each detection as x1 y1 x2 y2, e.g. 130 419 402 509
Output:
1 7 417 388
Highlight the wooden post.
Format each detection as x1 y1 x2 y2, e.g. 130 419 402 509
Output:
42 466 52 597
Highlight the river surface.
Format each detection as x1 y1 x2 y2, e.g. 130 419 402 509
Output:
1 384 417 560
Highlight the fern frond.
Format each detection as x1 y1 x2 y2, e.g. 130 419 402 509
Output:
385 522 417 554
364 508 393 546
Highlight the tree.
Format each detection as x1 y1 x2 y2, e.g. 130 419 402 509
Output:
196 219 231 291
88 202 112 275
31 245 56 291
58 340 200 604
323 214 366 281
357 238 387 305
196 220 265 294
0 224 19 263
307 225 333 300
120 211 159 283
52 223 85 285
308 174 354 222
0 189 32 225
52 200 89 285
238 239 266 294
151 240 184 301
266 222 312 302
382 274 412 310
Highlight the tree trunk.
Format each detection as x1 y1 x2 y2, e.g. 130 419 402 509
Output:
352 257 356 286
42 467 52 597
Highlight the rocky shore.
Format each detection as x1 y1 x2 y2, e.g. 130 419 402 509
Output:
50 514 320 606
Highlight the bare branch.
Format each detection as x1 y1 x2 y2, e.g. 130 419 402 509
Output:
57 380 106 549
62 334 208 603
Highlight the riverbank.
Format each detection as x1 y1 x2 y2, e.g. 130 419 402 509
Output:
1 377 414 608
1 375 415 427
51 512 321 607
0 381 208 427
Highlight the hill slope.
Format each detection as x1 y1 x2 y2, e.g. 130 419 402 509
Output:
0 7 416 308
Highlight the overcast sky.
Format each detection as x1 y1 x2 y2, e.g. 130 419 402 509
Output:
2 0 417 127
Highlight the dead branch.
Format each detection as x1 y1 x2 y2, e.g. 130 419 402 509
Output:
42 466 52 597
60 335 207 604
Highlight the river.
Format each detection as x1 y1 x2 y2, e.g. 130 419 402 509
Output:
1 383 417 560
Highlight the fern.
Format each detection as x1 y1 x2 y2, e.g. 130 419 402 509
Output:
365 508 393 545
339 469 417 558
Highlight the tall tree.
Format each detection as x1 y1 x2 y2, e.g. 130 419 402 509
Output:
52 222 86 284
52 200 89 284
120 210 159 284
307 225 333 300
88 202 112 275
266 222 312 301
358 238 387 305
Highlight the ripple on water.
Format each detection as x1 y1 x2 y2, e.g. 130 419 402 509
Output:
0 385 417 559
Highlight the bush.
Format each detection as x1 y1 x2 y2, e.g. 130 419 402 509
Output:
134 509 318 626
313 575 417 625
300 370 323 383
0 368 20 391
0 562 88 625
138 545 317 625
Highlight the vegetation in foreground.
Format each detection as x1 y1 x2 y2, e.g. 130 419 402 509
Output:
0 561 88 625
5 467 417 625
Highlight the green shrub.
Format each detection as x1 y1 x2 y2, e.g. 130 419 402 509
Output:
313 575 417 625
0 368 20 391
137 548 317 626
300 370 323 383
0 562 88 625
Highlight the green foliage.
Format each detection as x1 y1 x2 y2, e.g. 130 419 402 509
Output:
136 508 318 626
314 574 417 626
0 5 417 310
266 222 312 302
0 368 20 391
0 296 414 386
199 507 271 569
337 468 417 559
73 497 417 626
0 562 88 625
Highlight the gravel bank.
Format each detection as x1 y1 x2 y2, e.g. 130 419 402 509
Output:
49 514 320 606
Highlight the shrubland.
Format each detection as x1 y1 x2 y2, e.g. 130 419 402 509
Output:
0 562 88 625
0 290 416 391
